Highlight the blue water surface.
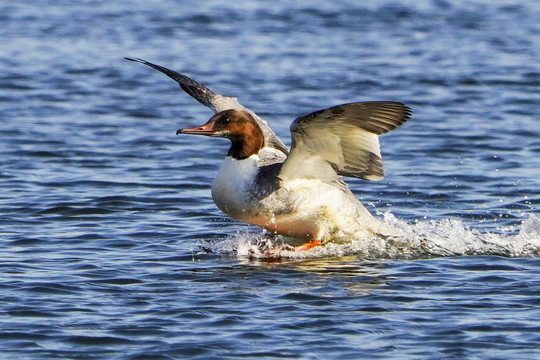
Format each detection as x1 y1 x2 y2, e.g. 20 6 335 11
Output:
1 0 539 359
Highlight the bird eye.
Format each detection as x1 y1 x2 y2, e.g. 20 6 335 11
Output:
223 118 230 124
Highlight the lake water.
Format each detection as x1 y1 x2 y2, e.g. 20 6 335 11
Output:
1 0 539 358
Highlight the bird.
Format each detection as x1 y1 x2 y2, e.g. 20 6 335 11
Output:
125 57 411 257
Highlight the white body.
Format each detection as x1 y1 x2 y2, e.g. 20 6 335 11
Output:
212 152 401 243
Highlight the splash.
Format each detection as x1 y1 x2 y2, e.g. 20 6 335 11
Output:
196 214 540 260
380 213 540 258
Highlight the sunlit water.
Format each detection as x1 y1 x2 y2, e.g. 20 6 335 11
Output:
1 0 539 359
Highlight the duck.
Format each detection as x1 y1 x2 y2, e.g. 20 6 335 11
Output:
125 57 411 257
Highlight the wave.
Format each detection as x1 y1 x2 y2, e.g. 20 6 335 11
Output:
196 213 540 260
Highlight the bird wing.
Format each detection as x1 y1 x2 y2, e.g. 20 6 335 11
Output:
279 102 411 183
125 57 288 155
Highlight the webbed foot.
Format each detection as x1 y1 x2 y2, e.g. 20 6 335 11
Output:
249 240 323 258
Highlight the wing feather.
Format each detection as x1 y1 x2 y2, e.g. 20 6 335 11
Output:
279 102 411 182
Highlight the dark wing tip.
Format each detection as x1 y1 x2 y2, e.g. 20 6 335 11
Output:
403 104 413 122
291 101 412 136
358 102 412 135
124 57 216 108
124 57 149 64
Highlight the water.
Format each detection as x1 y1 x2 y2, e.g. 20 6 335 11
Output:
1 0 539 358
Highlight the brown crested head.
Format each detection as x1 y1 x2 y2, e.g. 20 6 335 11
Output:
178 109 265 160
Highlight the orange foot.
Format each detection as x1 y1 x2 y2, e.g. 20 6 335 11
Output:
249 240 323 258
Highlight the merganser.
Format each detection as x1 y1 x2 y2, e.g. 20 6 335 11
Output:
125 57 411 256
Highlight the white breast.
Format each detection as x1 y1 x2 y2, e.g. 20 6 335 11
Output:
211 155 260 218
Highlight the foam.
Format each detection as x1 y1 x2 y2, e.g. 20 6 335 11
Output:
195 213 540 260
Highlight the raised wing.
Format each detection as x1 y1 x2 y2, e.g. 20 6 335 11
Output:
279 102 411 183
125 57 288 155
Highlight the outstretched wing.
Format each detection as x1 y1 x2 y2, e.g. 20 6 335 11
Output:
125 57 288 155
279 102 411 183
